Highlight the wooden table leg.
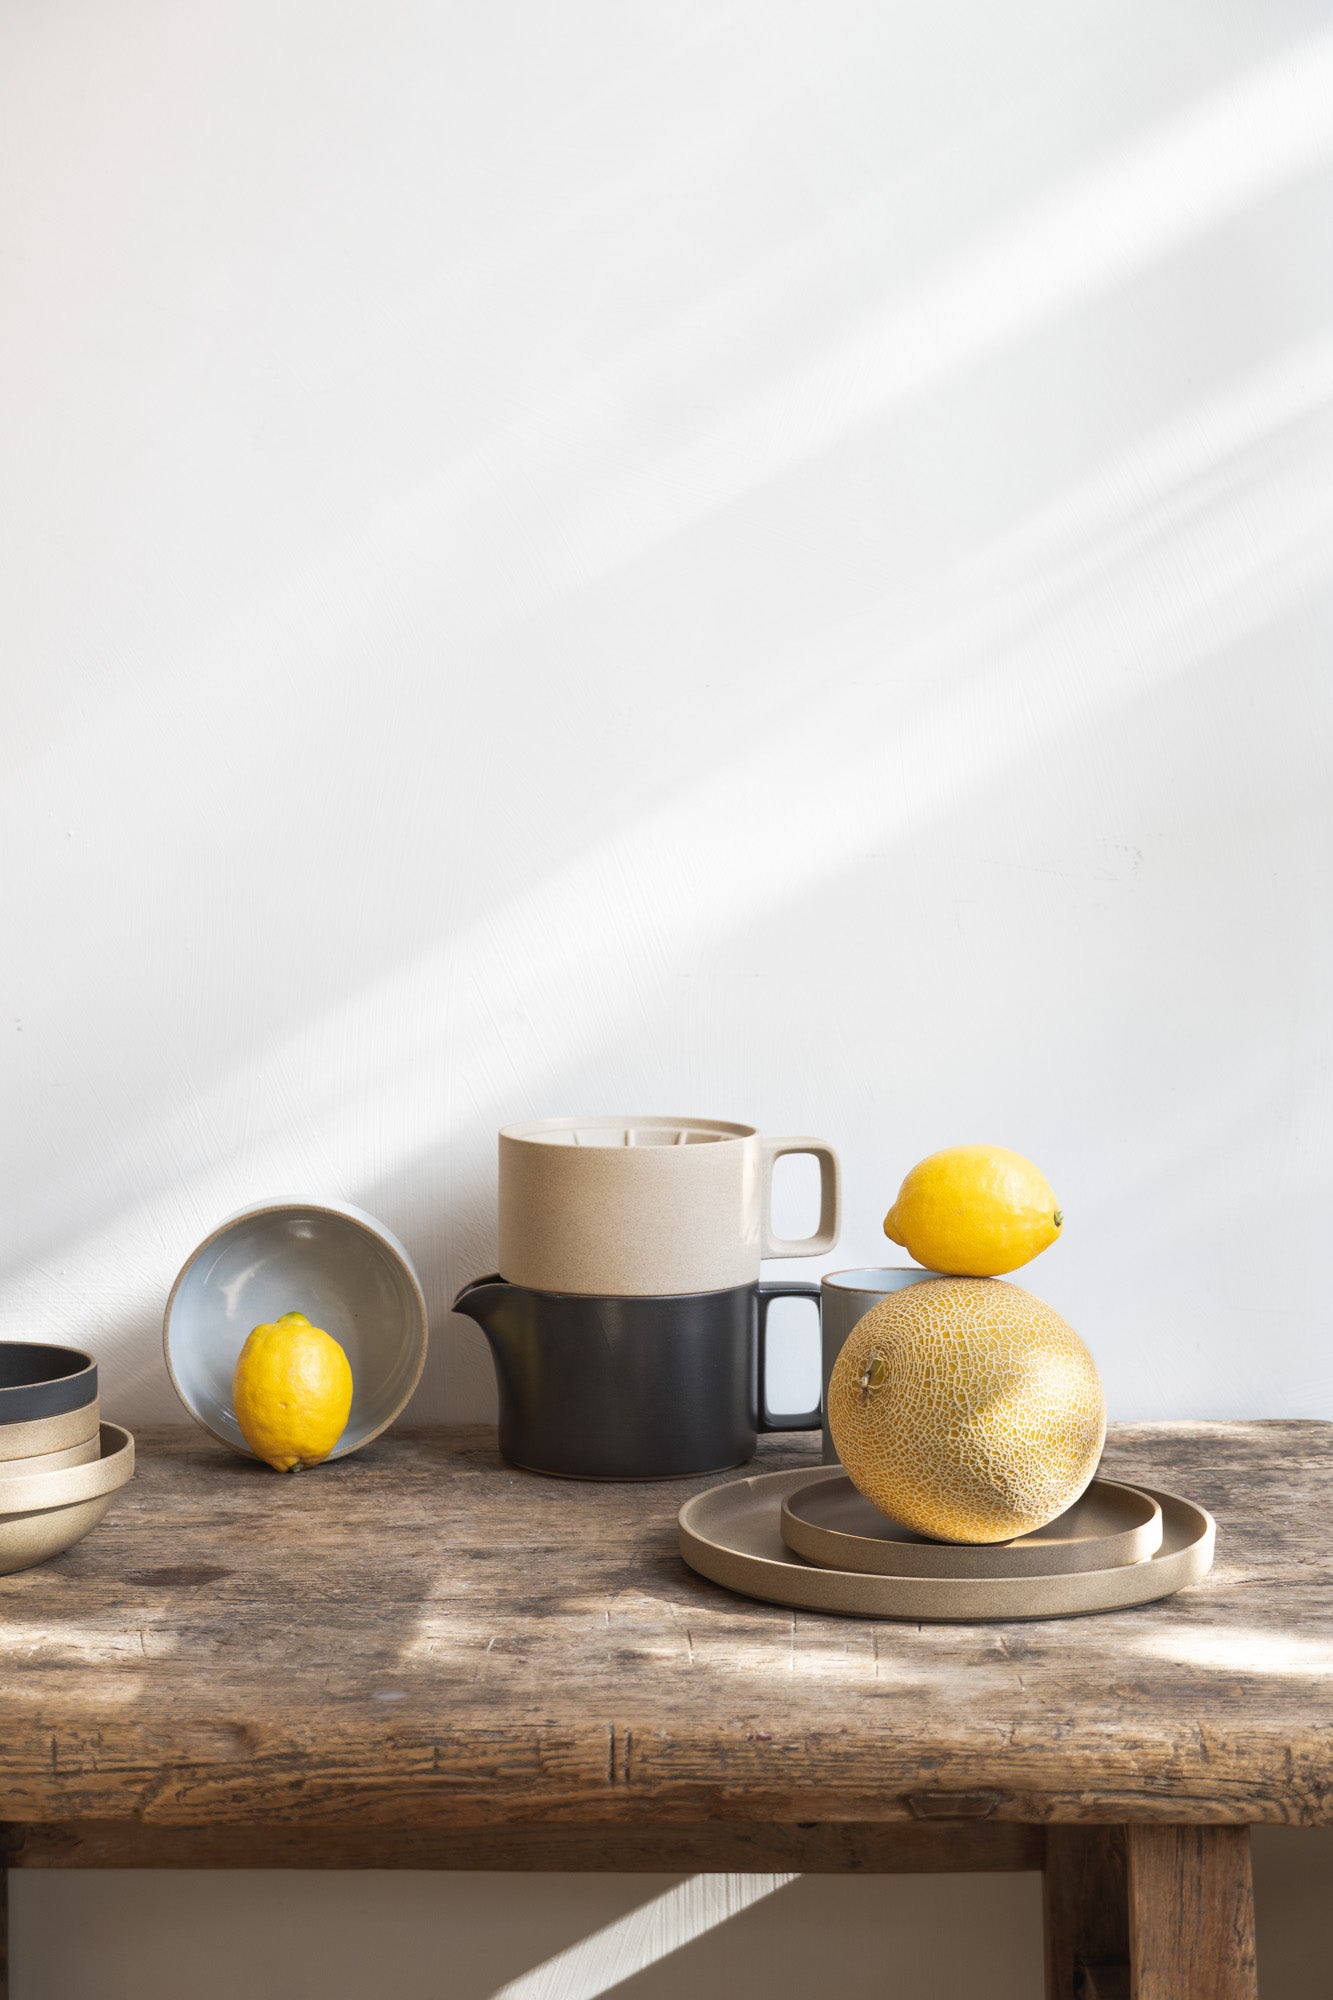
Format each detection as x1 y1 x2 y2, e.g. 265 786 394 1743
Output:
1044 1825 1129 2000
1126 1825 1257 2000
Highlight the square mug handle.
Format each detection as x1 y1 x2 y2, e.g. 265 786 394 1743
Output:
760 1137 841 1259
756 1281 823 1431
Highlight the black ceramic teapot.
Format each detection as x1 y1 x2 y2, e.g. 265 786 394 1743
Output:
452 1276 821 1479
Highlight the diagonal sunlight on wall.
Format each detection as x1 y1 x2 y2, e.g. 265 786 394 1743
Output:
3 323 1330 1393
6 28 1329 845
486 1874 797 2000
557 26 1333 590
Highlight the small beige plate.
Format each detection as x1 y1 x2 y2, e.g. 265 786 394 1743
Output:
679 1468 1214 1622
780 1473 1162 1578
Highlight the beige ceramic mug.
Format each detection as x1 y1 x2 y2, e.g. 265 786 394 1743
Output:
498 1115 841 1298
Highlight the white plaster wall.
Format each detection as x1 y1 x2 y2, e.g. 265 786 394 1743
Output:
3 2 1331 1993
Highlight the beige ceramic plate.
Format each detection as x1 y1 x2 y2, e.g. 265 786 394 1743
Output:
0 1400 101 1461
679 1468 1214 1622
0 1423 133 1517
780 1473 1162 1578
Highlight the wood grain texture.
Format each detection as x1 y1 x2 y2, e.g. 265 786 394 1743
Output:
1127 1825 1257 2000
2 1818 1043 1874
0 1423 1325 1834
1043 1826 1127 2000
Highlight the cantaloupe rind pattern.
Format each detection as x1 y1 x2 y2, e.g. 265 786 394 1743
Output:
827 1276 1105 1545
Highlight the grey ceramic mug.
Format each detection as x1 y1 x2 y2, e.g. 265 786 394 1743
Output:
819 1266 940 1464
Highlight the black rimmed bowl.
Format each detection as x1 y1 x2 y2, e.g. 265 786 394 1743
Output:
0 1344 98 1427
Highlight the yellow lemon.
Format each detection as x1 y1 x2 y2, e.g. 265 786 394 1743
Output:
884 1144 1062 1276
232 1311 353 1472
828 1276 1104 1543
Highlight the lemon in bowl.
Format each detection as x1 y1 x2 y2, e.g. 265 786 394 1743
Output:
164 1199 428 1465
232 1311 353 1472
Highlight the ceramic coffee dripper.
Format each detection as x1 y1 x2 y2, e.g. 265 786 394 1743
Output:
497 1116 841 1297
453 1276 822 1479
819 1266 941 1463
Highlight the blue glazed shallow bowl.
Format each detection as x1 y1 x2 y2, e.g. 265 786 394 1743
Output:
163 1200 429 1462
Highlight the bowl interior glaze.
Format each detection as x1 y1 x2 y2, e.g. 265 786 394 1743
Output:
165 1202 428 1460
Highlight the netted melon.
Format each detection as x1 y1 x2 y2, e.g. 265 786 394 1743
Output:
827 1277 1105 1544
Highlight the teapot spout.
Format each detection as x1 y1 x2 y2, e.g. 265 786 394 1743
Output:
451 1274 510 1332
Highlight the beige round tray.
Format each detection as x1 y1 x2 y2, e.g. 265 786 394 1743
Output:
679 1468 1214 1622
780 1472 1162 1578
0 1424 134 1518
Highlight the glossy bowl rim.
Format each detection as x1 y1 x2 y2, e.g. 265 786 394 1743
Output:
162 1198 430 1461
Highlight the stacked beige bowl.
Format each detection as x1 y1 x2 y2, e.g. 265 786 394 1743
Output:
0 1343 134 1574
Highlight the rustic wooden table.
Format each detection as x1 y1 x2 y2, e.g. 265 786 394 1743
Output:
1 1421 1327 1998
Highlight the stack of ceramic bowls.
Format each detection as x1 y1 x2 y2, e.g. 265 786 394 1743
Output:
453 1116 842 1479
0 1343 135 1574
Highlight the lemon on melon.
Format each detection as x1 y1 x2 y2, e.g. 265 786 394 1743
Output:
827 1277 1104 1544
884 1145 1062 1277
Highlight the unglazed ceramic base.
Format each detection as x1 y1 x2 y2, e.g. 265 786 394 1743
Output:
0 1489 122 1576
780 1472 1162 1577
0 1423 133 1516
679 1467 1214 1621
0 1422 135 1575
0 1400 101 1461
0 1434 102 1478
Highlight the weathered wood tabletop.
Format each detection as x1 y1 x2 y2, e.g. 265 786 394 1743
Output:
1 1420 1327 1998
